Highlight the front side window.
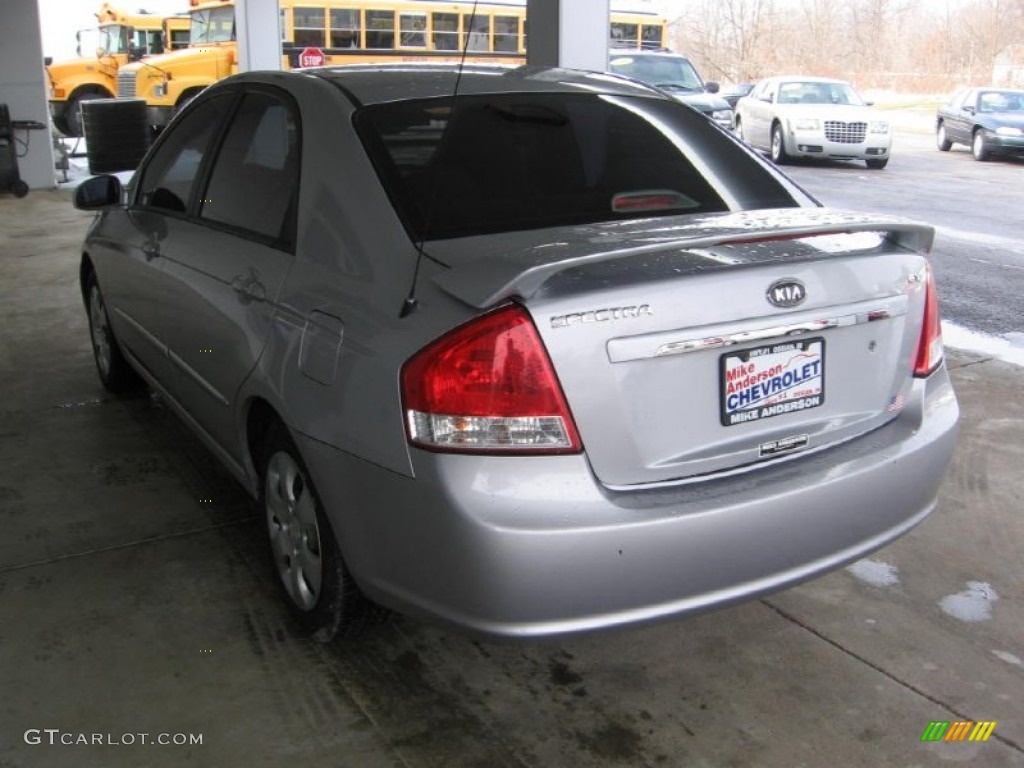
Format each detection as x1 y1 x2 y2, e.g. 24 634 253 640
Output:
136 95 233 213
355 93 810 242
190 6 234 44
199 91 299 245
98 25 129 55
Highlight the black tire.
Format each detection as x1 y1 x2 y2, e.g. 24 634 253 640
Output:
972 129 990 161
261 423 372 641
66 91 105 138
84 271 142 393
770 123 789 164
12 179 29 198
936 122 952 151
865 158 889 170
734 117 745 142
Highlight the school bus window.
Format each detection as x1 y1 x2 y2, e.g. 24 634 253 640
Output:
294 7 326 46
432 12 458 50
366 10 394 49
331 9 360 48
170 29 189 49
611 22 638 47
462 14 489 52
642 24 662 48
494 16 517 52
400 13 426 48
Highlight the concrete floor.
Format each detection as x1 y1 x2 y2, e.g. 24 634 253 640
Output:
1 188 1022 767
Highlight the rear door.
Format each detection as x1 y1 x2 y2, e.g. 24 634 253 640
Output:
158 86 300 462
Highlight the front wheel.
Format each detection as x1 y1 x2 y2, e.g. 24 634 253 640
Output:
936 123 952 151
972 129 991 161
770 124 789 164
84 272 142 393
734 117 745 142
865 157 889 170
262 424 372 641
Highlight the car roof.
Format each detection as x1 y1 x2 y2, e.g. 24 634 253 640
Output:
294 63 661 105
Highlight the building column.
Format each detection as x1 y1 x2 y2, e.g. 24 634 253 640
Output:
236 0 283 72
526 0 610 72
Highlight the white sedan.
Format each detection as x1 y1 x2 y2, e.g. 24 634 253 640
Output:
735 76 892 169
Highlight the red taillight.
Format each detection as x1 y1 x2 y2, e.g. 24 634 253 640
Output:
913 264 943 377
402 304 582 454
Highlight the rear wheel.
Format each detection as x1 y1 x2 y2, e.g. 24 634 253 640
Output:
936 122 952 151
261 424 371 641
972 129 990 161
770 123 789 164
84 271 142 392
865 157 889 170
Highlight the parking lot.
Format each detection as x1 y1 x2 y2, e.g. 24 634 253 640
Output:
1 129 1022 766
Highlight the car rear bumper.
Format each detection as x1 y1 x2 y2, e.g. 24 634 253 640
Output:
297 365 958 638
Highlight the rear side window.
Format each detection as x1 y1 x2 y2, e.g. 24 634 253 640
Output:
356 92 807 241
199 91 299 246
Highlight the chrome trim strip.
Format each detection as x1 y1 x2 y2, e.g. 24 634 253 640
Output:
654 308 893 358
605 295 908 364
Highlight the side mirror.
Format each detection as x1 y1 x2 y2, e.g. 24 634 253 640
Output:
964 105 975 115
74 175 123 210
705 81 720 94
864 100 874 107
128 46 145 62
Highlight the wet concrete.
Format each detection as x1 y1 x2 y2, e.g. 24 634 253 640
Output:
1 189 1022 767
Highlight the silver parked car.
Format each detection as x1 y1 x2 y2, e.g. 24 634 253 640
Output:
735 76 892 168
75 64 958 640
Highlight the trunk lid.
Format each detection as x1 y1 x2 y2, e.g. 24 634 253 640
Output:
427 209 934 487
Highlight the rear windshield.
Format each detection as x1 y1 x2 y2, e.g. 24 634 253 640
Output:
355 92 810 241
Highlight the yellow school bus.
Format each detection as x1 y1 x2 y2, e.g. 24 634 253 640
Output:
117 0 667 128
46 3 190 136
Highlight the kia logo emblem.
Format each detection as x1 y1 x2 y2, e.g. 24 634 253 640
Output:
766 279 806 308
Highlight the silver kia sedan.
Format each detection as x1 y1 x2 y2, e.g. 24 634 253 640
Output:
74 64 959 640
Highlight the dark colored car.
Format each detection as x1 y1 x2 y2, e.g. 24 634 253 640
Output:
720 82 755 109
608 51 734 130
936 87 1024 161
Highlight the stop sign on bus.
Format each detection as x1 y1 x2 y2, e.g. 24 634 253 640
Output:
298 47 325 68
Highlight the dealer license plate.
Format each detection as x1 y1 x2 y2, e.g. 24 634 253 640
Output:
720 338 825 426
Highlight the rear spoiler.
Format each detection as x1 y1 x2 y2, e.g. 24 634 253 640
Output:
432 208 934 309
